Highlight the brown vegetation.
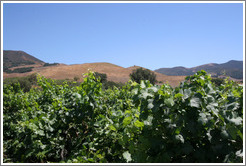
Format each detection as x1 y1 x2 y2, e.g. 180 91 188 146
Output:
4 62 186 87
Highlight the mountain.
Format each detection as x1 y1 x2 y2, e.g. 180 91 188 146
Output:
155 60 243 80
4 62 186 87
3 50 44 68
3 50 46 74
5 50 242 87
155 66 194 76
3 50 185 87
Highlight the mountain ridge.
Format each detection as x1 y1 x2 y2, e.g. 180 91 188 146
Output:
3 50 186 87
155 60 243 79
3 50 243 86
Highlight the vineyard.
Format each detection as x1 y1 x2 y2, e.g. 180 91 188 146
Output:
3 70 243 163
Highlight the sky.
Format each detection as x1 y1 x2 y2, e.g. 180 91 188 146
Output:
3 2 244 70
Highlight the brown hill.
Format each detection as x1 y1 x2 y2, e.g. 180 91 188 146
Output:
3 50 44 68
4 62 185 87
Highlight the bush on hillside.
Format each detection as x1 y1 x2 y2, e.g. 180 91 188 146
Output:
130 67 157 84
211 77 225 86
43 63 59 67
3 74 37 92
94 72 107 83
4 67 34 74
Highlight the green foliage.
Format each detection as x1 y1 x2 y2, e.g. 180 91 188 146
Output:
43 63 59 67
3 60 35 72
226 70 243 79
3 70 243 163
4 75 82 92
102 81 124 90
73 76 80 81
130 67 157 85
94 72 107 83
211 77 225 86
93 72 123 90
3 74 37 92
4 67 34 73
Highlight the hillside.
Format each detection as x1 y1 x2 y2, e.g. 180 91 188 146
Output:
3 62 185 87
3 50 44 67
155 60 243 80
6 50 242 87
3 50 46 73
3 50 186 87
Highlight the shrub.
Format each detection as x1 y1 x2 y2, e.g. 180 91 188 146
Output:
43 63 59 67
211 77 225 86
94 72 107 83
103 81 124 90
3 74 37 92
130 67 157 84
74 76 80 81
4 67 34 73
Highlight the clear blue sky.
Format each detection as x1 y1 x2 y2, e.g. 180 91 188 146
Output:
3 3 243 70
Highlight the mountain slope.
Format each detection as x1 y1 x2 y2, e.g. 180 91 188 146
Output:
3 61 185 87
155 60 243 79
3 50 44 68
3 50 186 86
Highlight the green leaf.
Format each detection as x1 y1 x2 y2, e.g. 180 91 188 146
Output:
36 130 45 136
236 149 243 158
190 97 200 108
139 91 153 99
149 86 158 93
109 125 117 131
183 89 191 99
174 93 183 99
175 134 184 143
140 81 146 88
198 112 208 125
227 124 237 140
73 93 81 99
134 120 144 129
144 115 153 126
132 88 138 94
123 151 132 162
227 116 242 126
109 125 116 131
237 130 243 140
123 116 132 126
164 98 174 107
226 102 239 111
40 145 46 150
147 103 154 109
220 130 229 139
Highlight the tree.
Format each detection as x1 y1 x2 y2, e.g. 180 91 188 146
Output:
28 73 38 84
130 67 157 84
94 72 107 83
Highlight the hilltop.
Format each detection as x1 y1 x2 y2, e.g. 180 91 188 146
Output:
3 50 44 67
3 50 46 74
155 60 243 80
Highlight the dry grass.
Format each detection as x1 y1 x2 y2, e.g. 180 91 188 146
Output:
4 62 186 87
